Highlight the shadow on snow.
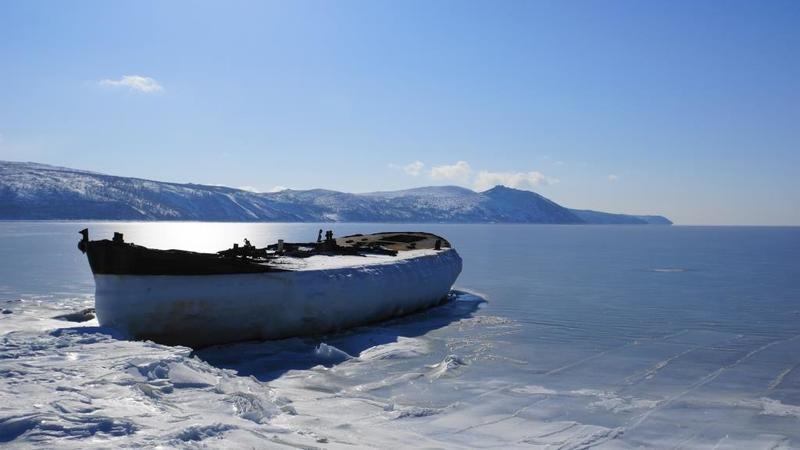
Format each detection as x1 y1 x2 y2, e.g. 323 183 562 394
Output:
195 289 485 382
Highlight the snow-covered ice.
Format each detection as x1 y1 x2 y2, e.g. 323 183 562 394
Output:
7 291 800 449
0 292 494 448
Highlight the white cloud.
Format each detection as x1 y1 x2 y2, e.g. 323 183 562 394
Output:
267 186 288 193
608 174 619 182
99 75 163 93
389 160 425 176
473 170 558 191
401 160 425 176
238 186 261 193
392 159 557 192
430 161 472 181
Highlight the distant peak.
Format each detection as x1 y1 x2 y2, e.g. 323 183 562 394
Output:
484 184 512 192
362 185 478 197
482 185 538 195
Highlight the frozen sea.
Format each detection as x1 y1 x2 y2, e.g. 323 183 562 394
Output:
1 222 799 449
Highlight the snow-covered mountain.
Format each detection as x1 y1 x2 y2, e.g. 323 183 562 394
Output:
0 161 671 224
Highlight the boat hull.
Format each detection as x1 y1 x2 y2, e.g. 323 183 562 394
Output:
94 248 462 347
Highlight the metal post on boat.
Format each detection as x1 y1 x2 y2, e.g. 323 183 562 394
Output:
78 228 89 253
321 230 335 250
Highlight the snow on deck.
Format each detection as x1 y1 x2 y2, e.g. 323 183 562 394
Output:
269 248 442 271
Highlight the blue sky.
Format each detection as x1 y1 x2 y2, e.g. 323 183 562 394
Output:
1 1 798 225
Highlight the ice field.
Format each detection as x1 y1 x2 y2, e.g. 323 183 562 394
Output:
2 222 799 448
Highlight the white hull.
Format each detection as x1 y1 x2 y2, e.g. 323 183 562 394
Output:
94 249 462 347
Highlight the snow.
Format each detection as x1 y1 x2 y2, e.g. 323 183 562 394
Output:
271 248 439 270
4 286 800 448
1 292 501 449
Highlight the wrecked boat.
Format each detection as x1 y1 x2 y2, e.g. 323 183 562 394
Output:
78 229 462 347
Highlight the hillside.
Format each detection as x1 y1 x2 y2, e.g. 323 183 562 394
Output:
0 161 672 224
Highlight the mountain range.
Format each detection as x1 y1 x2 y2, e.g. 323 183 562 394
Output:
0 161 671 224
